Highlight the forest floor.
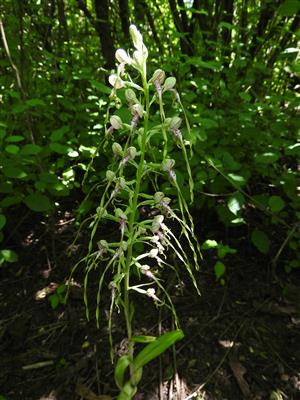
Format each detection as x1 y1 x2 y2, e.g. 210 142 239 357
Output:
1 206 300 400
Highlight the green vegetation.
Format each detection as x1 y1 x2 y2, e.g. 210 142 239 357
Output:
0 0 299 398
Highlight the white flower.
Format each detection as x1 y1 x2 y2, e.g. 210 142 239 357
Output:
129 25 143 50
108 74 124 89
110 115 123 130
115 49 132 65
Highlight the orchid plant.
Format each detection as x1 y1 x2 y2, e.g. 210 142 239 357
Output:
70 25 201 399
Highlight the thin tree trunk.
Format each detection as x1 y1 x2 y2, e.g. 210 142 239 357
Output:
118 0 129 38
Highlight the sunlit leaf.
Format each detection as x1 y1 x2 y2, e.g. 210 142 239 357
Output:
0 249 18 264
132 330 184 372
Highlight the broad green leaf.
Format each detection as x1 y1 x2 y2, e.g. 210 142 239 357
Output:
49 142 70 154
0 215 6 230
132 330 184 372
268 196 285 212
50 126 70 142
0 249 18 264
1 195 23 208
227 173 246 187
24 193 52 212
202 239 218 250
214 261 226 279
251 229 270 254
5 135 24 143
26 98 46 107
278 0 300 16
2 166 27 179
254 152 279 164
115 355 131 390
21 144 43 155
91 80 111 94
227 192 244 215
5 144 20 154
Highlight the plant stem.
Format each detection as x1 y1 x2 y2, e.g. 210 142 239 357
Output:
123 70 150 367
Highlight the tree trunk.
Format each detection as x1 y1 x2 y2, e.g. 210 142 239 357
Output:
94 0 115 69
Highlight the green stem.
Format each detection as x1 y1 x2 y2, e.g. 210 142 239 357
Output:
123 71 150 366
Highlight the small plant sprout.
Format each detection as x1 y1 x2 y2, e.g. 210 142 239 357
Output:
69 24 201 399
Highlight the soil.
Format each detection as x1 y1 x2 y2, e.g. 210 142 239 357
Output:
1 205 300 400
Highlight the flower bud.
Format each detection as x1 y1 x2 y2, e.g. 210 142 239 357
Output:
106 170 115 181
131 103 144 118
169 116 182 130
118 177 126 189
163 77 176 91
125 89 138 104
115 208 127 220
96 207 107 218
154 192 164 204
110 115 123 130
151 69 165 85
115 49 132 65
161 159 175 172
112 142 123 157
151 215 164 233
149 248 158 258
129 25 143 50
108 74 124 89
126 146 137 160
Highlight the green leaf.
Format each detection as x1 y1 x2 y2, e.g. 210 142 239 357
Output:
5 144 20 154
0 182 13 193
91 80 111 94
268 196 285 212
0 249 18 264
0 215 6 230
227 173 246 187
2 166 27 179
24 193 52 212
214 261 226 279
21 144 43 155
5 135 24 143
115 355 131 390
278 0 300 16
49 294 60 309
132 330 184 372
49 142 70 154
202 239 218 250
227 192 244 215
50 126 70 142
1 194 23 208
251 229 270 254
254 152 279 164
26 98 46 107
217 245 237 259
131 335 157 343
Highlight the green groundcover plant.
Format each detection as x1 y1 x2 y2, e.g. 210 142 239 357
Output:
69 25 201 399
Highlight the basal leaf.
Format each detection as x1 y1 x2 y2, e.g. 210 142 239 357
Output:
132 330 184 372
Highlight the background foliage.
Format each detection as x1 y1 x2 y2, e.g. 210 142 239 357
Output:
0 0 299 277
